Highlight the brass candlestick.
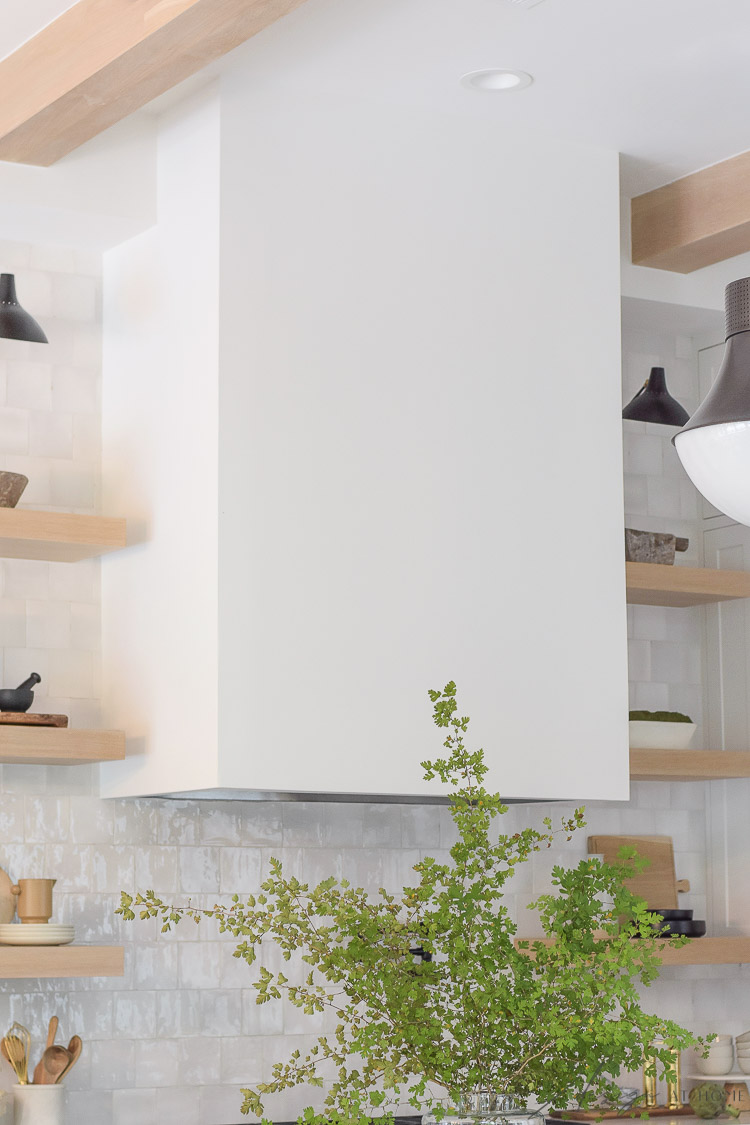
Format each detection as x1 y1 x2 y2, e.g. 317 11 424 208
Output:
643 1051 658 1109
665 1047 682 1110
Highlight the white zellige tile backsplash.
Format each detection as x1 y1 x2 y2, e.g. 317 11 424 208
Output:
0 243 729 1125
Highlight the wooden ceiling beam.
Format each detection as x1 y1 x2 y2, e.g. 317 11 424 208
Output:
631 150 750 273
0 0 308 167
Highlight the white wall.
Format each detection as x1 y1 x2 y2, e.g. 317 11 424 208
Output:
214 81 628 799
0 116 156 250
100 89 220 797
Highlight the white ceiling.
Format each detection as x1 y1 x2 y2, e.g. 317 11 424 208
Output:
6 0 750 197
0 0 77 60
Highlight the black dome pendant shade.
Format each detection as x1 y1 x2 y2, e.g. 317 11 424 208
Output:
0 274 48 344
622 366 689 427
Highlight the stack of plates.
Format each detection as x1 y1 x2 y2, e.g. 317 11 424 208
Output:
0 924 74 946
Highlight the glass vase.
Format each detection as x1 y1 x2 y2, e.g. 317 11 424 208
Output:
422 1090 543 1125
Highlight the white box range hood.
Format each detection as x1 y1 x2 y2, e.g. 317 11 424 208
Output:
100 83 628 805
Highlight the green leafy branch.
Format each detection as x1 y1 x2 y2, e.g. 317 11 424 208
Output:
118 682 700 1124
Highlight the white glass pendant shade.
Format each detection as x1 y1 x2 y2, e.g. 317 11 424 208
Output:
674 279 750 527
675 421 750 525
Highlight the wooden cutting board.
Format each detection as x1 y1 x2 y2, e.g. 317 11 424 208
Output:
587 835 688 909
0 867 15 924
0 714 68 727
549 1108 693 1120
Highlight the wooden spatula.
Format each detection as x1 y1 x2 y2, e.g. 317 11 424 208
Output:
32 1015 60 1084
56 1036 81 1083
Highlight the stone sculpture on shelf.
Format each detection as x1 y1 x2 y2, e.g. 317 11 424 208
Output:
0 471 28 508
625 527 689 565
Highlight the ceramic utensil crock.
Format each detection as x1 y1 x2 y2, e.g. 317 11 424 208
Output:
13 1084 64 1125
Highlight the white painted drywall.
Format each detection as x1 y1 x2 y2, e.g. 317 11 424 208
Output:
0 115 156 249
100 88 220 798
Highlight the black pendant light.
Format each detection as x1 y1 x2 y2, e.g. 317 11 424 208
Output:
622 366 689 427
0 274 48 344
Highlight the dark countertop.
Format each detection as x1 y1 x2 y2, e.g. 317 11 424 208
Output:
231 1118 424 1124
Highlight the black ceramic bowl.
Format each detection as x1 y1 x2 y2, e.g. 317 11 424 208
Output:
657 919 706 937
0 688 34 713
654 909 694 921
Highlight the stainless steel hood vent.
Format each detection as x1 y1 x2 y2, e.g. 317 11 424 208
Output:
153 789 543 805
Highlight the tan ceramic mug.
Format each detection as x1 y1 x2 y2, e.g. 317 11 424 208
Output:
11 879 56 923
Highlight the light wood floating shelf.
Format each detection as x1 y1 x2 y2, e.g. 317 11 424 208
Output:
626 561 750 607
517 936 750 965
0 0 309 167
631 150 750 274
655 937 750 965
0 945 124 978
630 749 750 781
0 727 125 766
0 509 127 562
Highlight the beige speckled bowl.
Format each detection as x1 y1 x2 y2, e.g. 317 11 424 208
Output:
629 720 696 750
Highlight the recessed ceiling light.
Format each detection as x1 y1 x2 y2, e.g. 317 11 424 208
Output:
460 69 533 93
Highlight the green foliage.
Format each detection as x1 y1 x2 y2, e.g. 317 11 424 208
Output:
628 710 693 723
118 682 699 1124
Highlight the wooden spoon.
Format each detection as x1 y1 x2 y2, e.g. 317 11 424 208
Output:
39 1045 71 1085
32 1015 61 1083
56 1036 81 1084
